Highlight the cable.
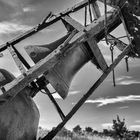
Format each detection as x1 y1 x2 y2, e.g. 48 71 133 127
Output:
88 0 92 23
110 44 116 87
104 0 109 45
40 90 56 94
84 6 87 26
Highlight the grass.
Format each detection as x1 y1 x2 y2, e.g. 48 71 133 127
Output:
37 129 114 140
53 135 114 140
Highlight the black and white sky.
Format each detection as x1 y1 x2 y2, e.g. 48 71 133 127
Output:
0 0 140 131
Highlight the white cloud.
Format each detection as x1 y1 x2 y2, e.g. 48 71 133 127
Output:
115 76 140 85
119 106 129 109
116 76 132 81
135 120 140 123
0 22 32 34
85 95 140 107
23 7 36 12
101 123 112 129
117 80 140 85
129 125 140 130
68 90 80 95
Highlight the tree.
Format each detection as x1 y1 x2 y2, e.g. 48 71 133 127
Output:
112 115 128 138
58 127 68 137
93 130 98 135
85 127 93 134
73 125 82 134
103 129 110 136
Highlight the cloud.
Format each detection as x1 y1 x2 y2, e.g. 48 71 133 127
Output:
119 106 129 109
129 125 140 130
0 1 16 22
115 76 140 85
0 0 51 26
0 21 32 34
85 95 140 107
23 7 36 12
101 123 112 129
117 80 140 85
135 120 140 123
116 76 132 81
68 90 80 95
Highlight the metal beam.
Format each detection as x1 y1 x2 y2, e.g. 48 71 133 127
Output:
42 44 131 140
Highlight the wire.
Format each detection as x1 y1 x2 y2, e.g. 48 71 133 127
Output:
104 0 109 45
88 0 92 23
84 6 87 26
110 44 116 87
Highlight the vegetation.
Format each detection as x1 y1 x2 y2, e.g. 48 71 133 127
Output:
37 115 140 140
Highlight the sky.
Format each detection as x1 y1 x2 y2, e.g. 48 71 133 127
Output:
0 0 140 132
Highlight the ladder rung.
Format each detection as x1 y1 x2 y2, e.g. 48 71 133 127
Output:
8 45 26 75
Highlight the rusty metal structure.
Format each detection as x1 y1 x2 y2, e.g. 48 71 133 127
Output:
0 0 140 139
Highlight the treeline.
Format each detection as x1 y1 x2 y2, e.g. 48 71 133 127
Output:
37 115 140 139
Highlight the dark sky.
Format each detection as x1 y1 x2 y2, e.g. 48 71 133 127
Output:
0 0 140 131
